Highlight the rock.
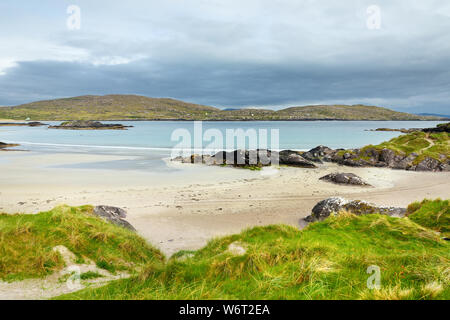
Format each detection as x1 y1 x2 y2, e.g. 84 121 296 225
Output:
415 157 444 172
0 142 19 149
305 197 406 222
319 173 371 186
422 122 450 133
393 153 418 170
93 205 136 231
49 120 132 130
278 150 317 168
379 148 396 165
301 145 334 163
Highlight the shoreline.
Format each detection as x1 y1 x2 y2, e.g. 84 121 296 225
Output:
1 151 449 256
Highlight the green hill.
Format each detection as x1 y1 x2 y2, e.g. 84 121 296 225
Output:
0 95 444 121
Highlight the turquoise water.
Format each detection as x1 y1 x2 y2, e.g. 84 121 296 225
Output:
1 121 446 157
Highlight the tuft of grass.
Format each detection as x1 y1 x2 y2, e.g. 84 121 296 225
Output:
406 199 449 237
0 205 164 281
58 212 450 300
80 271 104 280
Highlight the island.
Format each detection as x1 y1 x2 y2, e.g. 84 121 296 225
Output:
48 120 133 130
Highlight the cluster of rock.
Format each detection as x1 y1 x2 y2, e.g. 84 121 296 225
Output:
366 128 421 133
172 143 448 172
172 149 317 168
319 173 371 186
329 148 448 171
304 197 406 222
49 120 132 130
93 205 136 231
0 142 20 151
422 122 450 133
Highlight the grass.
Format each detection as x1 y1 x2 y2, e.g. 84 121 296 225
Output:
353 131 449 163
407 199 449 237
57 202 449 300
0 205 164 281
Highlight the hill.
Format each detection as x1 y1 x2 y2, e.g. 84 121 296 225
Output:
0 95 444 121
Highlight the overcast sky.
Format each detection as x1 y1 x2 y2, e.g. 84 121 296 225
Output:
0 0 449 113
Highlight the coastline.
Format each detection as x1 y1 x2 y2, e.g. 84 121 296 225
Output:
1 151 449 256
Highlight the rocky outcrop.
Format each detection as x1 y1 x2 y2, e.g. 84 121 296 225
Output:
301 145 334 163
304 197 406 222
319 173 371 186
0 142 20 151
49 121 132 130
172 149 317 168
328 147 449 172
278 150 317 168
367 128 421 133
422 122 450 133
93 206 136 231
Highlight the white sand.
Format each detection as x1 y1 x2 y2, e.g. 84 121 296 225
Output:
1 151 449 256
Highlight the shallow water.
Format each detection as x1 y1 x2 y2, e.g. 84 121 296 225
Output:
1 120 445 171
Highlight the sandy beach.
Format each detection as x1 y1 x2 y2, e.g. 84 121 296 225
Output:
1 151 449 256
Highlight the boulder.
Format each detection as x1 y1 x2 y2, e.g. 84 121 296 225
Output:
278 150 317 168
93 205 136 231
415 157 444 172
319 173 371 186
304 197 406 222
301 145 334 163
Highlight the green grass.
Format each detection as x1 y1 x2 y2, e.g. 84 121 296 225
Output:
58 209 449 300
407 199 450 237
352 131 449 163
0 205 164 281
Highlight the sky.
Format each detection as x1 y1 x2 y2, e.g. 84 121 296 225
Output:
0 0 449 114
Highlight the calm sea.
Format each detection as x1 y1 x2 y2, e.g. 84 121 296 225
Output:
0 121 445 170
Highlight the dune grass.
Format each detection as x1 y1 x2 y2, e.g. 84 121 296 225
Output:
58 207 449 300
352 131 449 163
407 199 449 237
0 205 164 281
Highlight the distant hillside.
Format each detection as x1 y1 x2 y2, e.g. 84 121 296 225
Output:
0 95 444 121
417 113 450 119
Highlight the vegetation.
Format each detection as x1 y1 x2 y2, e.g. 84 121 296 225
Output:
58 201 449 300
0 205 164 281
407 199 450 237
351 131 449 164
0 95 444 121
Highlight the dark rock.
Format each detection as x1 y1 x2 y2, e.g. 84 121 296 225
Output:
422 122 450 133
49 120 132 130
415 157 443 172
0 142 20 150
278 150 317 168
305 197 406 222
302 145 334 163
93 205 136 231
319 173 371 186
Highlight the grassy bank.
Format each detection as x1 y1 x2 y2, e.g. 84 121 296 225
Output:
0 205 164 281
58 201 449 300
340 131 449 164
